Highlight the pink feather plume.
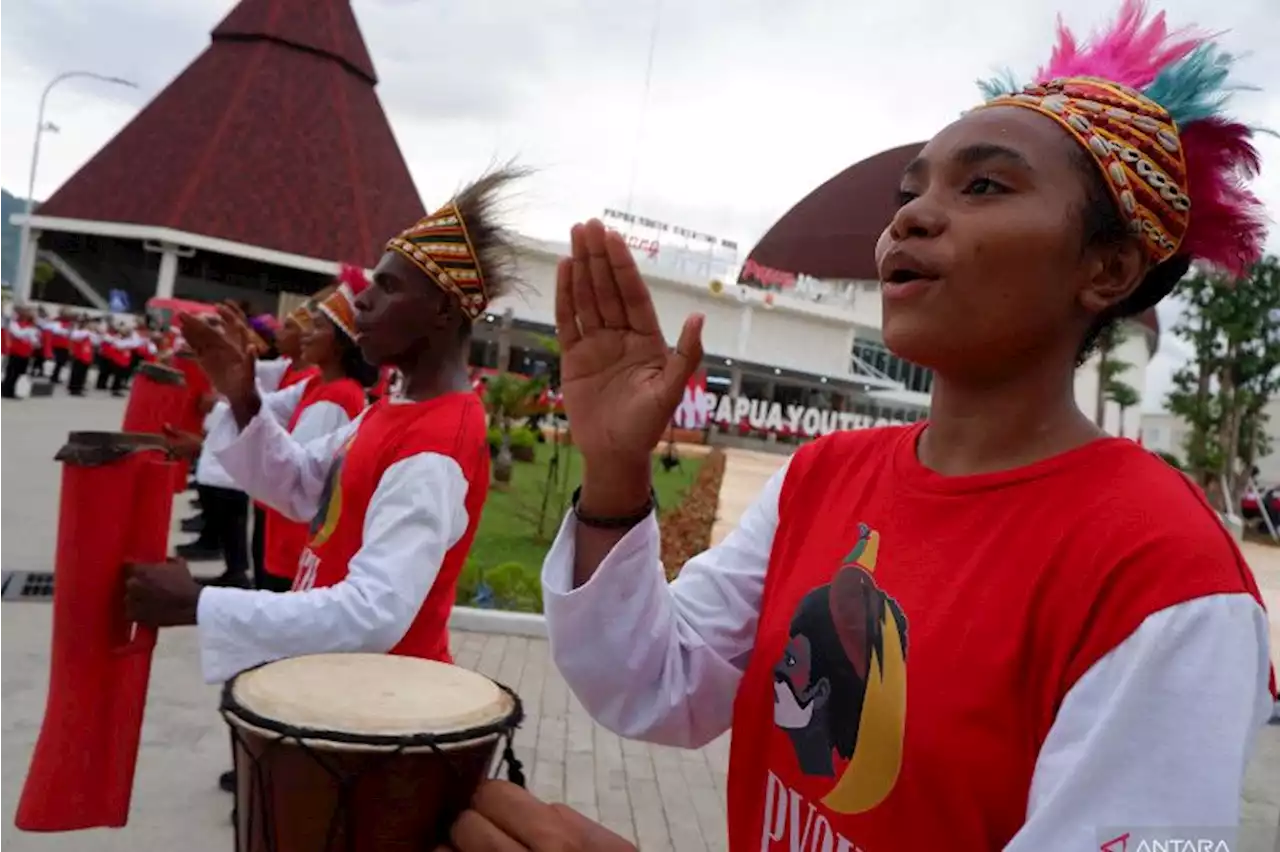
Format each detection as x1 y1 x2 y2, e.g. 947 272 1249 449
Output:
337 263 370 295
1035 0 1206 89
1178 118 1268 277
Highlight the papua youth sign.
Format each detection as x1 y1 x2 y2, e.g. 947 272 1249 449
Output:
674 379 907 436
707 393 908 436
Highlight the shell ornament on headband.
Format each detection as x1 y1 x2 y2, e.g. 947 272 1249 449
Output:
976 0 1267 280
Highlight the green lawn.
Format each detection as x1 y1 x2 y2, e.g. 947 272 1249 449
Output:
459 440 703 610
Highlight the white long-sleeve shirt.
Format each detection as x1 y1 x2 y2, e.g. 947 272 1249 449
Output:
195 396 469 683
255 358 293 394
541 463 1273 851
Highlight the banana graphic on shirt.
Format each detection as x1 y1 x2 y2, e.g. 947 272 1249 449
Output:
820 527 908 815
820 602 907 814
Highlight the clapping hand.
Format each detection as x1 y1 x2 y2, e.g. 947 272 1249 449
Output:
177 305 259 424
437 780 637 852
161 423 203 461
124 558 200 627
555 220 704 514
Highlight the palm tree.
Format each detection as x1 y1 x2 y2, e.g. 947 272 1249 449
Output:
484 372 546 487
1093 325 1129 427
1105 380 1141 437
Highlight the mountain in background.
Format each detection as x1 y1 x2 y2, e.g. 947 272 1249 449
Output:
2 189 36 286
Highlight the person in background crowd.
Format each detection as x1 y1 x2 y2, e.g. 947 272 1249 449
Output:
110 323 147 396
124 321 148 380
170 312 254 586
66 317 96 397
29 307 52 378
255 282 376 579
247 304 319 580
48 311 73 384
95 324 119 392
2 307 41 398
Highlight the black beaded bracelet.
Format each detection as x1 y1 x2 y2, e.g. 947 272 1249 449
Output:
570 486 657 529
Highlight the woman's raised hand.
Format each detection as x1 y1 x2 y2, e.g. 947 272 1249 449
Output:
556 219 704 481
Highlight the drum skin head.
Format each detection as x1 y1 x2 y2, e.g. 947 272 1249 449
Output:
228 654 514 741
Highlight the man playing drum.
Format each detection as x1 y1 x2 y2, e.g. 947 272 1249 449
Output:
123 169 523 683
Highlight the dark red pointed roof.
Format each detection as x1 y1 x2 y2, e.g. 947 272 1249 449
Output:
37 0 423 269
744 142 1159 340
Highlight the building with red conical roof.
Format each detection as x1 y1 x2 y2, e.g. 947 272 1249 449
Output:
13 0 424 315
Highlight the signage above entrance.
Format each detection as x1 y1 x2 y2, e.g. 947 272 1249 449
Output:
673 373 908 438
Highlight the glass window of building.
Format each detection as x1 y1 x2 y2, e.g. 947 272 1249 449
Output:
853 338 934 394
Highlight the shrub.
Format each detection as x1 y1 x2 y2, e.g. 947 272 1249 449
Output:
509 427 537 449
487 426 538 461
456 559 542 613
509 427 537 462
658 449 726 581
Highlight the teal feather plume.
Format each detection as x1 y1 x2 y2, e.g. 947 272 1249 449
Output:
1142 43 1256 126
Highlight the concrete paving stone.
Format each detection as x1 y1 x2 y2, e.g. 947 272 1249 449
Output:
4 393 1280 852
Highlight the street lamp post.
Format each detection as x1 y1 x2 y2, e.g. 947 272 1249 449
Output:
14 70 138 305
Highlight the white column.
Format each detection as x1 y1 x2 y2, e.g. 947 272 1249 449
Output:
155 243 179 300
15 229 41 304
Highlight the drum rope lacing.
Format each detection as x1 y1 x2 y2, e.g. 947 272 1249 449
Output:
221 676 526 851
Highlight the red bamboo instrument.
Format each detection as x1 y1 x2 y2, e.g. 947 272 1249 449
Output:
169 350 211 492
15 432 175 832
121 362 187 436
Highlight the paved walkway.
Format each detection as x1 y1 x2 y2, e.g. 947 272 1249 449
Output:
1 395 1278 851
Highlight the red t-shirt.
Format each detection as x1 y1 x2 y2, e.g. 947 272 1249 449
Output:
279 361 319 390
72 335 94 364
731 425 1269 852
262 376 368 579
292 392 489 663
7 322 36 358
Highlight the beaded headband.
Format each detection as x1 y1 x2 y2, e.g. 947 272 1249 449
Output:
979 77 1189 267
385 201 488 320
977 0 1266 279
316 265 368 341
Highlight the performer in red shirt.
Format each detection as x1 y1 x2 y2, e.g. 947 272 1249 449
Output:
442 8 1274 852
245 300 319 584
66 318 96 397
45 311 72 383
123 167 522 685
254 274 376 593
2 307 41 398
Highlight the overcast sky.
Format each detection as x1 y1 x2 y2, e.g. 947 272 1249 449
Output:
3 0 1278 411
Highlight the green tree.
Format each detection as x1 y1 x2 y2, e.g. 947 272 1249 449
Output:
1093 324 1130 427
1105 379 1141 437
32 260 55 299
484 372 547 487
1165 256 1280 509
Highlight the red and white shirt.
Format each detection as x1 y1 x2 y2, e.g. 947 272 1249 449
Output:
198 389 489 682
543 425 1274 851
69 328 95 364
5 319 41 358
259 375 368 579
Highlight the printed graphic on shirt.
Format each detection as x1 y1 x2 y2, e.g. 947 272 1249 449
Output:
308 434 356 549
773 522 909 815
